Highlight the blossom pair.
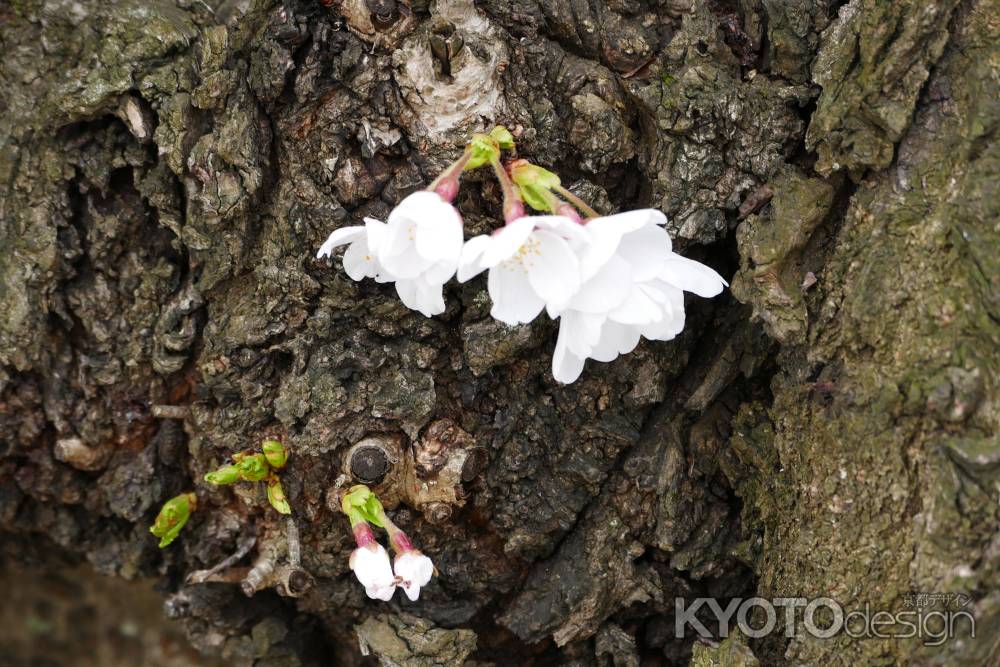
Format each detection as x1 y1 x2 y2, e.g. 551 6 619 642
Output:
316 127 727 383
342 485 434 601
458 207 727 383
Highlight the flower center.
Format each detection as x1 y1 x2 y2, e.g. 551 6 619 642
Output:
500 237 542 273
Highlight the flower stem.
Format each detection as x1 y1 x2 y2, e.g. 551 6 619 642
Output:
553 185 601 219
555 202 584 224
373 505 416 554
490 157 526 224
352 519 376 548
428 149 474 202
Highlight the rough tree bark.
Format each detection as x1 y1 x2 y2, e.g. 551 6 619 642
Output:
1 0 997 665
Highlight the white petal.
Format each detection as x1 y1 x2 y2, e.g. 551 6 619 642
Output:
457 235 492 282
532 215 590 247
380 234 429 279
415 208 463 263
391 191 444 225
415 281 447 317
578 210 660 280
591 321 641 362
560 310 605 357
552 323 586 384
343 238 379 281
366 584 396 601
608 284 663 325
616 224 672 282
395 279 446 317
351 544 395 590
569 254 632 314
487 263 545 325
378 198 441 279
641 283 686 340
364 217 387 253
423 259 457 285
394 552 434 602
659 254 728 297
604 208 667 228
480 218 536 267
317 226 366 259
525 230 580 310
637 282 670 305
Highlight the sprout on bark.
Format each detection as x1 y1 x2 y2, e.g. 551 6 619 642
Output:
203 438 293 516
150 492 197 548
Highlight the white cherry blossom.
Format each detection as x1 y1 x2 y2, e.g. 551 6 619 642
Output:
457 215 587 325
393 551 435 601
317 191 464 317
317 217 389 282
550 209 727 384
349 542 397 601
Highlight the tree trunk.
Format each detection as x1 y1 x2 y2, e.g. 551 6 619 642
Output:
1 0 997 665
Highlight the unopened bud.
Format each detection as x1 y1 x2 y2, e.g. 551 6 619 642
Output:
150 492 197 548
267 478 292 515
261 439 288 469
204 464 241 485
341 484 387 528
236 453 270 482
509 160 561 189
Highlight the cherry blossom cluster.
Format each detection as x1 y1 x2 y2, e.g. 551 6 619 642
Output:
341 485 434 601
317 127 727 383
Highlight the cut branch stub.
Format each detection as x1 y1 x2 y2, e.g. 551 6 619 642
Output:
346 436 402 486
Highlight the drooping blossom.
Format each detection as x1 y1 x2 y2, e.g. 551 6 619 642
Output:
317 191 464 317
393 550 435 601
550 209 727 384
349 522 397 601
457 215 587 325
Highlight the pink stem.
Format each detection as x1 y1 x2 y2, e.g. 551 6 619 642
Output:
428 150 473 203
378 510 417 554
390 529 416 554
554 185 601 219
490 158 526 224
352 521 376 548
556 203 584 224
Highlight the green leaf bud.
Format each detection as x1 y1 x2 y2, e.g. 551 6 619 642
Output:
236 453 270 482
204 464 241 485
261 438 288 469
150 492 196 548
267 478 292 515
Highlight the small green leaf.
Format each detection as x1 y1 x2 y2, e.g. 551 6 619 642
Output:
489 125 515 150
341 484 387 528
261 439 288 469
267 478 292 515
518 184 556 213
465 133 500 171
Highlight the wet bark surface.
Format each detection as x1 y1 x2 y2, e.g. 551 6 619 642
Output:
1 0 998 665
